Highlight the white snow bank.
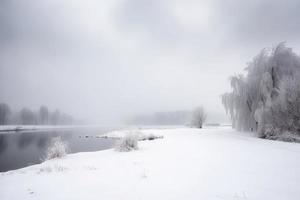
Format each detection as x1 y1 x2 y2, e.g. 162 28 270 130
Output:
1 127 300 200
99 129 164 141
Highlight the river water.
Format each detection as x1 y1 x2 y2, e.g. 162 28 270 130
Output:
0 126 119 172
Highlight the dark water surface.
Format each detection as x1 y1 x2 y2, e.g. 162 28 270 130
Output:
0 127 119 172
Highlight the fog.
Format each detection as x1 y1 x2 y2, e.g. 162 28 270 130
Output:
1 0 300 124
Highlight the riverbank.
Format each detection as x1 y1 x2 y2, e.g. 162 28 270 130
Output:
1 127 300 200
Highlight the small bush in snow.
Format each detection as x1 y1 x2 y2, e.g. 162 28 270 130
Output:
115 133 138 152
45 137 68 160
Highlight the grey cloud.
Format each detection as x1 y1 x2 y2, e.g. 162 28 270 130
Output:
1 0 299 124
216 0 300 46
115 0 183 45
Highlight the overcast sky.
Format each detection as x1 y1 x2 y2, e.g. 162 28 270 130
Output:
1 0 300 124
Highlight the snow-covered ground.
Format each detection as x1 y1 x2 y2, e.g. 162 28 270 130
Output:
1 127 300 200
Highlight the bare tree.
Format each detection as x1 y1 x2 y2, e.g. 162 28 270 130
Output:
191 106 207 128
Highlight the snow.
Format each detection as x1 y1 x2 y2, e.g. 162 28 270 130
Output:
98 129 164 140
1 127 300 200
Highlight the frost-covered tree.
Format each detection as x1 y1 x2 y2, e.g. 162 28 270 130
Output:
222 43 300 139
191 106 207 128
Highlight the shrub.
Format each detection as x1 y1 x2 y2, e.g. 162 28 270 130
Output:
115 133 138 152
45 137 68 160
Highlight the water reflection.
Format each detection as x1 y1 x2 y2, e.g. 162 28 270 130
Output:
18 133 35 149
0 127 117 172
37 136 48 148
0 135 8 154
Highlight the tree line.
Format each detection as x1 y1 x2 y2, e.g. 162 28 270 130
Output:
0 103 73 125
128 107 207 128
128 110 191 125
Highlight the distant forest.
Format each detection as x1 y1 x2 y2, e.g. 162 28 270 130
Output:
0 103 73 125
128 111 191 125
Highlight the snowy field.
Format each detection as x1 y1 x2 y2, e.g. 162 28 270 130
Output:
1 127 300 200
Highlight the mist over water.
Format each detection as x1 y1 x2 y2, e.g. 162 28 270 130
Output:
1 0 300 124
1 1 300 200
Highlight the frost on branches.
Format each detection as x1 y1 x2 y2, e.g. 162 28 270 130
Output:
222 43 300 141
